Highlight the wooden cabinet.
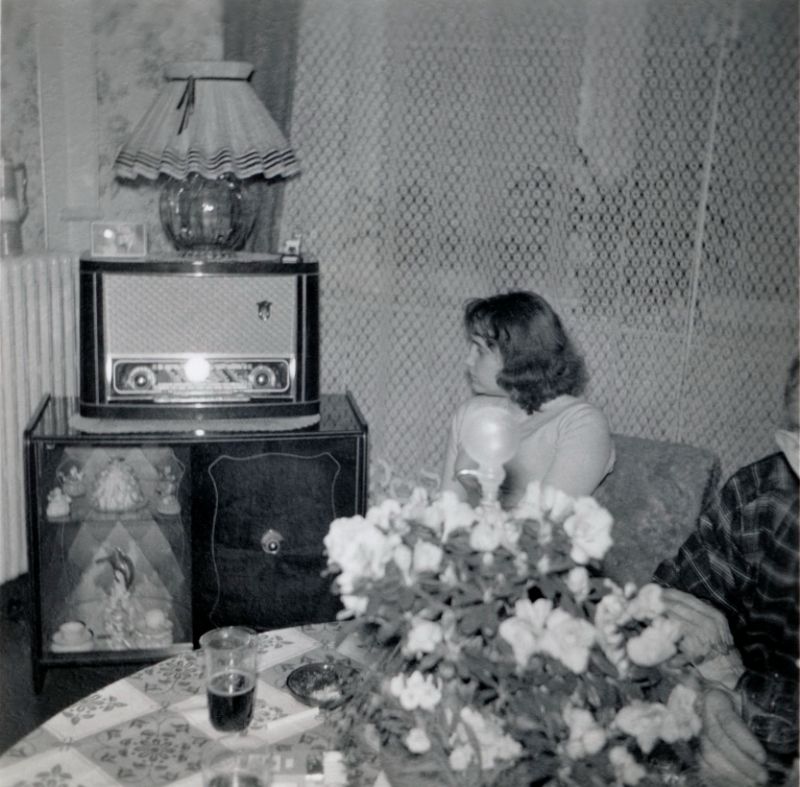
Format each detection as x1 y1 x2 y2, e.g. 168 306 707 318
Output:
24 394 367 691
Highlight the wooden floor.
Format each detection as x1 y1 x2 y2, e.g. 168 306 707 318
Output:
0 574 138 754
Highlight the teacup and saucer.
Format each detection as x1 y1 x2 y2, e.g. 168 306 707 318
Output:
51 620 94 652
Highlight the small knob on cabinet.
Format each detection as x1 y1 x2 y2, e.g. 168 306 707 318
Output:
261 528 284 555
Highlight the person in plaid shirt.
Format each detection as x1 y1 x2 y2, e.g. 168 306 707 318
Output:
654 356 799 787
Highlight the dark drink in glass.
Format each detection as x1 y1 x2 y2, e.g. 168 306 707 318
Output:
200 627 258 733
207 669 256 732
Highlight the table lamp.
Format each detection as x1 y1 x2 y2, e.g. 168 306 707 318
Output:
114 61 299 252
457 401 520 506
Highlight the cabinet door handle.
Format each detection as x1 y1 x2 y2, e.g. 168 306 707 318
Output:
260 528 284 555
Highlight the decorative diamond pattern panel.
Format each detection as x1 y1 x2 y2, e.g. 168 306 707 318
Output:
278 0 797 485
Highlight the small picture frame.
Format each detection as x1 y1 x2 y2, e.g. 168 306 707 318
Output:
91 221 147 258
282 236 302 256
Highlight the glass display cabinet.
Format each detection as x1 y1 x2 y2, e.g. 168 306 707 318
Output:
24 394 368 691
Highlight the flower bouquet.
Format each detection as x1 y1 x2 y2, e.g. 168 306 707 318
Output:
323 482 708 786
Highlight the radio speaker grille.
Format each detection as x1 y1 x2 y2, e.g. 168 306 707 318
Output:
103 274 297 357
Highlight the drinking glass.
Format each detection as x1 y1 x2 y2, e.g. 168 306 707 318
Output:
200 626 258 732
202 735 274 787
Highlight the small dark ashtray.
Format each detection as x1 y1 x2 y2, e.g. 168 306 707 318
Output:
286 662 359 710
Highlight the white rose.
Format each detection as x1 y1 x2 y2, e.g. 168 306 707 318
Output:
563 704 607 759
626 616 682 666
536 517 553 545
613 701 668 754
566 566 590 603
540 608 597 674
325 516 403 592
400 487 432 526
514 485 564 545
449 744 474 771
324 517 386 592
457 707 523 769
470 519 501 552
499 599 552 667
366 498 402 530
413 540 443 574
512 479 545 520
625 583 665 622
609 746 647 785
405 726 432 754
389 671 441 711
338 594 368 617
661 684 702 743
594 592 629 674
499 616 541 667
393 543 413 584
323 515 365 565
439 491 476 540
499 517 522 551
516 597 553 630
441 562 459 586
562 497 614 564
403 618 444 657
594 590 626 634
420 485 472 535
541 484 575 522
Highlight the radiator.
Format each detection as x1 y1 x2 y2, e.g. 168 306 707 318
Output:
0 253 79 584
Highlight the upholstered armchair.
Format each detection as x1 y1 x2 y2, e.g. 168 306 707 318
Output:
596 434 722 587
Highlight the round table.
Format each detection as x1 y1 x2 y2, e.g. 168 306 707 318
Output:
0 623 382 786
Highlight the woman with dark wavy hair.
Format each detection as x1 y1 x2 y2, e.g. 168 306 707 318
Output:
441 290 615 507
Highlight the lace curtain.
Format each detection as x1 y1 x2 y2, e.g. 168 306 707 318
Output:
226 0 798 485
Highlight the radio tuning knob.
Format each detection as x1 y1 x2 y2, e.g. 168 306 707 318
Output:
249 365 277 389
127 366 156 390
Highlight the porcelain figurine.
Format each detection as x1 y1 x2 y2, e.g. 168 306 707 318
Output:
96 548 136 649
156 466 181 515
60 466 86 497
46 488 71 519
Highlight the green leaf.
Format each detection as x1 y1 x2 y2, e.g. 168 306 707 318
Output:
452 585 484 605
417 652 441 671
590 649 620 677
458 606 485 635
376 620 401 644
398 587 417 608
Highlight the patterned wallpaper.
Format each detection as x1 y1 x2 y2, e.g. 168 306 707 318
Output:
1 0 44 253
0 0 223 254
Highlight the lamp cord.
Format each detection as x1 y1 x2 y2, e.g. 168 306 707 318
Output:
176 76 196 135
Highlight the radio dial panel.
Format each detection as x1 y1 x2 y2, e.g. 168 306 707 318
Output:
112 358 292 400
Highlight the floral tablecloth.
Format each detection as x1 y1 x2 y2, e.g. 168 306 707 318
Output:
0 623 383 787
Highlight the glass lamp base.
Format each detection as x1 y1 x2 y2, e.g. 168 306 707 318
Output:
159 173 257 252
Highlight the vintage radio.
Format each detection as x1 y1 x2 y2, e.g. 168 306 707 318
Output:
79 254 319 419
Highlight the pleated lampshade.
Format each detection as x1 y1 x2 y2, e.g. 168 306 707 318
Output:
114 61 299 251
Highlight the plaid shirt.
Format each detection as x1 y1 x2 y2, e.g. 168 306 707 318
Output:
654 451 799 694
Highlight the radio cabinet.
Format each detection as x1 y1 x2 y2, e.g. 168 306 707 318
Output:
24 393 368 691
79 254 320 420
